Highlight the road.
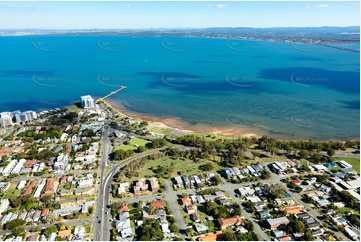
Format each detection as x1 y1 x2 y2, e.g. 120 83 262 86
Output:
93 124 111 241
276 181 350 241
164 180 189 240
98 147 165 241
263 168 351 241
218 176 270 241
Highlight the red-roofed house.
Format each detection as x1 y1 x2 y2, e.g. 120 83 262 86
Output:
42 178 56 197
41 208 49 217
181 197 192 206
23 180 36 196
198 231 223 241
218 215 243 229
25 160 37 168
119 205 129 212
58 230 72 239
292 179 302 186
150 200 164 209
60 176 67 184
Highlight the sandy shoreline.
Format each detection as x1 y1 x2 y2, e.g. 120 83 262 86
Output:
102 100 261 138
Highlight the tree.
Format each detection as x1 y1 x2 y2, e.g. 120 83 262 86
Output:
46 214 56 224
269 184 285 199
289 219 306 233
199 163 214 171
299 150 310 159
213 175 222 185
88 206 94 214
170 224 178 233
251 150 261 161
44 226 58 237
222 230 237 241
260 170 271 179
137 146 146 153
302 231 314 241
111 149 134 160
138 218 164 241
327 148 335 158
13 226 25 236
148 138 167 149
4 219 25 230
9 196 21 208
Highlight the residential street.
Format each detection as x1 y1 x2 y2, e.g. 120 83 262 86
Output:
164 180 189 240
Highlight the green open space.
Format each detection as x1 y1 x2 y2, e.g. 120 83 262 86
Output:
191 132 234 141
3 182 22 199
261 155 289 163
299 159 316 167
337 157 360 173
337 206 360 216
119 156 224 182
67 105 83 112
116 137 150 151
149 127 172 136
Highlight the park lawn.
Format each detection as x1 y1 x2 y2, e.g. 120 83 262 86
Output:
261 155 289 163
337 206 360 216
191 132 233 141
117 138 150 151
117 157 224 182
149 127 172 136
67 105 83 112
338 158 360 173
121 157 224 182
3 182 21 199
300 159 316 166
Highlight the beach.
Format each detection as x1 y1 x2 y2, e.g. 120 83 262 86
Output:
104 100 261 139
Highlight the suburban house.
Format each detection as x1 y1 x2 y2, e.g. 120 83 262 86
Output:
217 215 243 229
266 217 290 230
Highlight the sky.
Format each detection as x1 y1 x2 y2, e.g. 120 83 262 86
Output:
0 1 359 29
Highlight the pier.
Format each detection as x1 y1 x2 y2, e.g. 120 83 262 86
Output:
98 86 127 101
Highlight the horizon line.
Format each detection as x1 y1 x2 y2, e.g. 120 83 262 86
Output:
1 25 360 31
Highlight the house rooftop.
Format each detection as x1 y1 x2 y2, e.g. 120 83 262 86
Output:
150 200 164 209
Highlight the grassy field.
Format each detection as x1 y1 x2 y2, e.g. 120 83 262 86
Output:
299 159 316 167
191 132 234 141
3 182 22 199
338 157 360 173
67 105 83 112
117 138 150 151
337 206 360 216
149 127 172 136
120 157 224 182
261 155 289 163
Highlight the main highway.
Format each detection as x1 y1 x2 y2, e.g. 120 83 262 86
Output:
93 123 111 241
93 122 166 241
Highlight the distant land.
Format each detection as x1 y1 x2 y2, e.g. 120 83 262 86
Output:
0 26 359 44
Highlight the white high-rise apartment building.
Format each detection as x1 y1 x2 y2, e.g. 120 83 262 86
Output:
81 95 96 109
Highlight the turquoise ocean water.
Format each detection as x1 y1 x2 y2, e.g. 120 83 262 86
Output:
0 36 359 140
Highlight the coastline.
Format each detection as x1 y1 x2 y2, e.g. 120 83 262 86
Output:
102 99 261 139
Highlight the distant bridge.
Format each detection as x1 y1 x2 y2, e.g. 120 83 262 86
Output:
316 43 360 53
98 86 126 101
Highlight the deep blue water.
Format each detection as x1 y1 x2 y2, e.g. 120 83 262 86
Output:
0 36 359 140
